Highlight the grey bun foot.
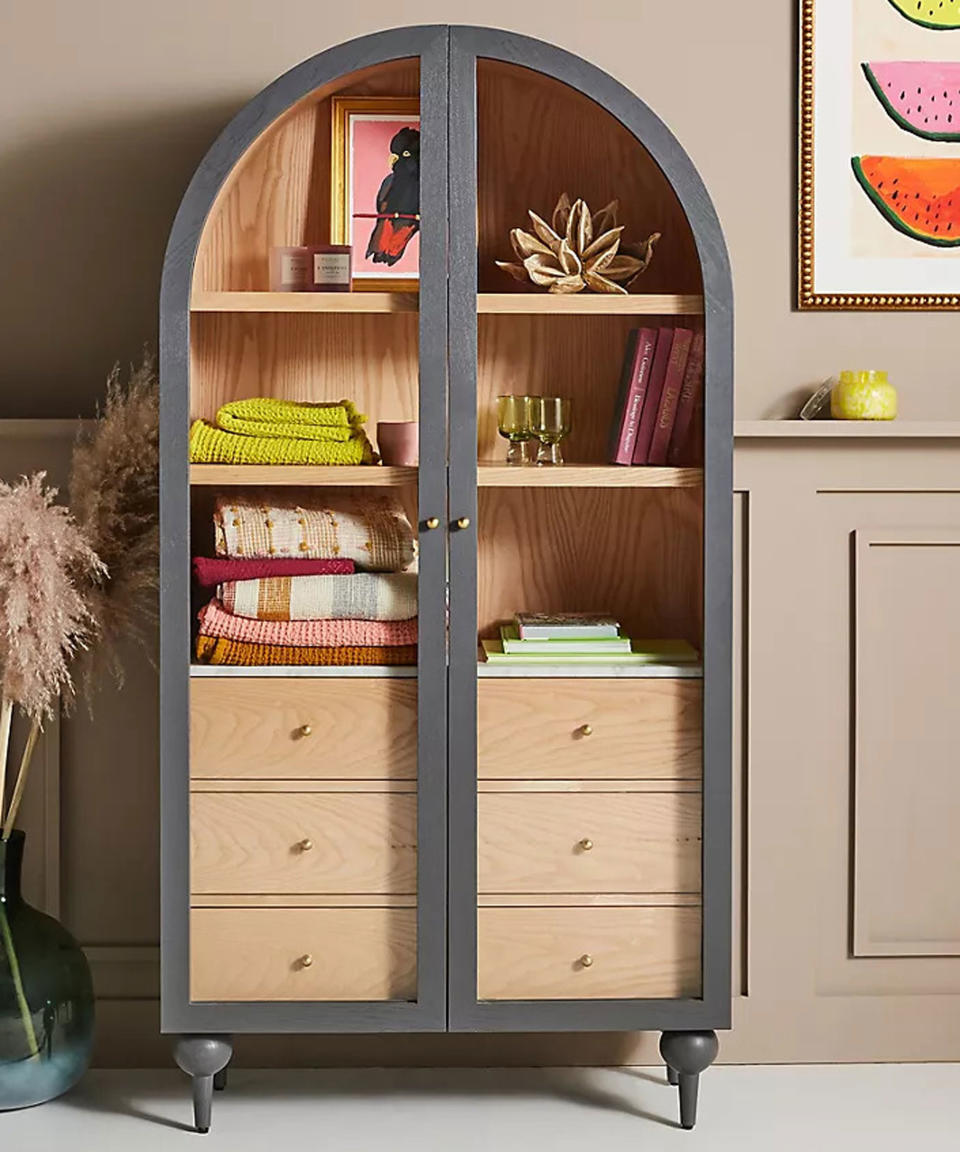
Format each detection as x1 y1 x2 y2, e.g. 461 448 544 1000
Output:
659 1030 719 1130
173 1035 233 1133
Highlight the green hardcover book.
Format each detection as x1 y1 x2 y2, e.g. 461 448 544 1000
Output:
500 624 632 654
481 638 700 665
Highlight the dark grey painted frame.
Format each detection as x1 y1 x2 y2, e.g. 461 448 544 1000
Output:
159 25 449 1034
446 27 733 1032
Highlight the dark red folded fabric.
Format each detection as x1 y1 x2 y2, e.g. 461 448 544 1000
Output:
192 556 355 587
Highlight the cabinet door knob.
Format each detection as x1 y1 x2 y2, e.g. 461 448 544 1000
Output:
455 517 471 530
425 517 440 530
298 954 314 969
579 954 594 968
298 838 314 852
578 838 594 851
577 723 593 737
298 724 313 738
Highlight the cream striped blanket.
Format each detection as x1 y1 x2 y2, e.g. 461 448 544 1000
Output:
220 573 418 622
213 491 416 572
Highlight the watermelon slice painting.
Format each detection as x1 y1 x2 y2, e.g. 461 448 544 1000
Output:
886 0 960 29
852 156 960 246
862 62 960 141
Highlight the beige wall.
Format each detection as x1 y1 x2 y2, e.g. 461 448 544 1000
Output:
2 0 959 420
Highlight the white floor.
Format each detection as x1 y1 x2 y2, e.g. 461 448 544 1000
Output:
3 1065 957 1150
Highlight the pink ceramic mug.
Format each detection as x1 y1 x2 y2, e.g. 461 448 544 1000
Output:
377 421 419 466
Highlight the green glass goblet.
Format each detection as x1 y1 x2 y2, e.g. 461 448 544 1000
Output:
532 396 572 466
496 395 535 465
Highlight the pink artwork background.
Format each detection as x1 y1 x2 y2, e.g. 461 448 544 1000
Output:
349 115 420 280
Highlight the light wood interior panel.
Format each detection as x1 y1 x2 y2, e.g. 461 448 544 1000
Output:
478 316 703 465
189 312 418 422
193 59 420 292
190 792 417 895
477 678 701 780
477 906 700 1000
190 908 416 1001
476 59 701 296
478 792 701 894
190 679 417 780
854 531 960 957
477 487 702 642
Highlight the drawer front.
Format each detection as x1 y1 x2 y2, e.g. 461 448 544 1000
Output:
477 679 701 780
190 908 416 1001
477 906 701 1000
478 792 701 894
190 792 417 895
190 678 417 780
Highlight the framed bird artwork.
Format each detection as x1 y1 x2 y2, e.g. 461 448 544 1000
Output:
331 96 421 291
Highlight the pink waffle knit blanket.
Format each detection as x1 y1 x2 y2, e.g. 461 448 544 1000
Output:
197 599 417 648
192 556 355 588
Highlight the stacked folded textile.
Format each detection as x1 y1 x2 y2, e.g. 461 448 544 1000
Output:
194 491 418 668
190 398 376 466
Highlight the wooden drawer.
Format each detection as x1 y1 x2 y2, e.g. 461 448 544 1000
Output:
477 906 701 1000
190 678 417 780
478 792 701 894
477 679 701 780
190 908 416 1001
190 792 416 895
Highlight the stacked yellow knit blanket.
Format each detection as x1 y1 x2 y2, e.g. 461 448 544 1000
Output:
190 398 376 466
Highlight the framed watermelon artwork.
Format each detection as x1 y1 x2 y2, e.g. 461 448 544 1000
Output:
800 0 960 309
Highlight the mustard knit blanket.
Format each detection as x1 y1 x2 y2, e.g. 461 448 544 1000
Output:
190 398 375 466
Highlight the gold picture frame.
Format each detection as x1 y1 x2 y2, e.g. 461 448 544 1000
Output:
799 0 960 311
331 96 421 292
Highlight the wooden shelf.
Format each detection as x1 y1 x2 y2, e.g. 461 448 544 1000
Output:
478 293 704 315
190 665 418 678
735 420 960 439
189 465 417 487
190 291 418 314
477 463 701 488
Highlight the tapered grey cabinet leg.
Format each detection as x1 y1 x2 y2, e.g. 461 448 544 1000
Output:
174 1035 233 1133
659 1031 719 1130
666 1065 679 1086
213 1066 228 1092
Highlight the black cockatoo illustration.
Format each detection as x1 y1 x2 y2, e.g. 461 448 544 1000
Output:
365 126 420 266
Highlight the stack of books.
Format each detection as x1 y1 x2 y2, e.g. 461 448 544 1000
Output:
608 326 704 466
480 613 700 669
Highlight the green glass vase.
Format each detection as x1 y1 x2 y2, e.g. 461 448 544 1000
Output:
0 830 94 1109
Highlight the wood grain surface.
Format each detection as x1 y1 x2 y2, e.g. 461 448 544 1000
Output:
477 677 701 781
477 905 701 1000
190 791 417 895
190 678 418 780
478 792 701 894
190 907 416 1001
476 487 703 642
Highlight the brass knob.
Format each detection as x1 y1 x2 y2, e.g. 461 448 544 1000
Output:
579 954 594 968
299 954 314 968
298 724 313 738
456 517 471 530
578 724 593 737
298 838 314 852
579 838 594 851
425 517 440 530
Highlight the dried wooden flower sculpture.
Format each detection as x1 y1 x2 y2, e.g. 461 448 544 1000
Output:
496 193 660 294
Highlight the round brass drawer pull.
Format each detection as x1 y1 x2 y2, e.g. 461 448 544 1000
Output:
456 517 471 530
579 954 594 968
298 838 314 852
425 517 440 530
298 724 313 738
579 838 594 851
578 724 593 737
299 954 314 969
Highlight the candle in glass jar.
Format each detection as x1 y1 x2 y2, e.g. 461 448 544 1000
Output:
269 245 352 292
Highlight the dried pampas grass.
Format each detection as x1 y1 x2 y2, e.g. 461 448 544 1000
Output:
70 352 159 694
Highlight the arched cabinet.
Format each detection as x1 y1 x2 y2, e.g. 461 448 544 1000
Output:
160 24 732 1133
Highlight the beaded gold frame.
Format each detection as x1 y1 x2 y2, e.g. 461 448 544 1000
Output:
798 0 960 311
